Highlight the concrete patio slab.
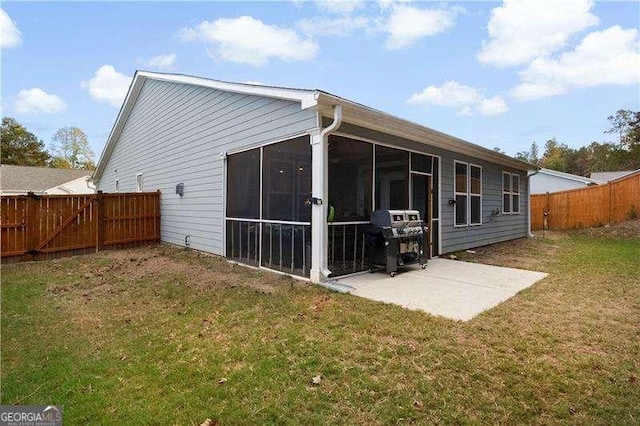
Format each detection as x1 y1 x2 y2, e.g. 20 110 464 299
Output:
329 259 548 321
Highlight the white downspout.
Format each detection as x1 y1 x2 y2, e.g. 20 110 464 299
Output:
310 105 343 282
321 105 343 140
527 169 539 237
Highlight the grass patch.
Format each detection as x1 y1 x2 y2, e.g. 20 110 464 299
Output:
2 233 639 424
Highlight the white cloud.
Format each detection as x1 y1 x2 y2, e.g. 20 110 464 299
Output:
81 65 132 107
384 5 457 50
408 81 482 107
146 53 176 70
459 105 474 116
511 26 640 100
1 9 22 48
14 88 66 114
408 81 508 117
297 15 369 37
477 95 509 116
315 0 364 15
378 0 412 11
478 0 598 67
181 16 318 66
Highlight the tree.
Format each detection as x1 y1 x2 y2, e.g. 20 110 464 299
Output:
1 117 50 166
50 127 95 170
604 109 640 169
515 141 540 166
605 109 635 146
541 138 571 172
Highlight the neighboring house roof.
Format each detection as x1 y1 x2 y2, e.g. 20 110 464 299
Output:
0 165 92 193
537 168 603 185
589 170 638 182
94 71 534 180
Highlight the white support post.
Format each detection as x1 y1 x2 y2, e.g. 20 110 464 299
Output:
309 128 328 283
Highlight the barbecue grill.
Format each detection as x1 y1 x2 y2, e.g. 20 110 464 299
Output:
364 209 428 277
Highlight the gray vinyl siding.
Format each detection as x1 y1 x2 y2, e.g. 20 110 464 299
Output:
335 122 530 254
97 79 317 255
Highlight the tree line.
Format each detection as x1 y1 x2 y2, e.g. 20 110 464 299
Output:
513 110 640 176
2 110 638 175
1 117 95 170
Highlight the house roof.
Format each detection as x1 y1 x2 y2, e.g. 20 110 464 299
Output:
537 168 604 185
0 165 91 193
94 71 535 180
589 170 638 182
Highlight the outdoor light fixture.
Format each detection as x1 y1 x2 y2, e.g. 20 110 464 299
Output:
176 183 184 196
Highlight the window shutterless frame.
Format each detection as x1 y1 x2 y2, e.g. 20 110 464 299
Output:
453 160 468 227
502 171 520 215
511 173 520 214
502 171 512 214
469 164 482 226
454 160 482 227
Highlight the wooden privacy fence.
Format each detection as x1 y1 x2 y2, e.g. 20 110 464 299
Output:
531 171 640 230
1 191 160 262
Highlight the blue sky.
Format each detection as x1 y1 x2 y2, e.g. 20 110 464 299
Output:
1 1 639 161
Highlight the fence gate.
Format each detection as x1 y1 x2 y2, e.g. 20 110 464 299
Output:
0 192 161 262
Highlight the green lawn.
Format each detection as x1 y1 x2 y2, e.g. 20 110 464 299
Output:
2 231 639 424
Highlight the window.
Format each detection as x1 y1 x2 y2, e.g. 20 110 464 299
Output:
115 179 119 193
375 145 409 210
410 152 432 174
226 148 260 219
328 136 372 222
503 172 521 214
455 161 482 226
470 165 482 225
512 174 520 214
136 174 143 192
262 136 311 222
454 162 467 226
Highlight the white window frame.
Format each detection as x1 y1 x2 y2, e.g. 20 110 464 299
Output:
453 160 469 227
502 172 521 215
511 173 520 214
136 173 143 192
469 164 482 226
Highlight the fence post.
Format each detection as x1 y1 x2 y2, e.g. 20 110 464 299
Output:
608 182 613 225
155 190 161 241
95 191 104 252
26 192 38 259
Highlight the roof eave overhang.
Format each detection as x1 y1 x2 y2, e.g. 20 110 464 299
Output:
315 93 536 172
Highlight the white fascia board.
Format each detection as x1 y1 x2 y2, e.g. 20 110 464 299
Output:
137 71 318 109
539 168 601 184
315 94 535 172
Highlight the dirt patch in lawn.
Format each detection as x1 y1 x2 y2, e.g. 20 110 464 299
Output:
451 233 562 272
49 244 300 295
568 219 640 240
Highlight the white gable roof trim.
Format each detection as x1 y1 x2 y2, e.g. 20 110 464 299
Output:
538 168 604 185
93 71 534 181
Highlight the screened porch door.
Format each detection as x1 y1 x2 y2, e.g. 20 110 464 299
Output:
411 173 432 257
